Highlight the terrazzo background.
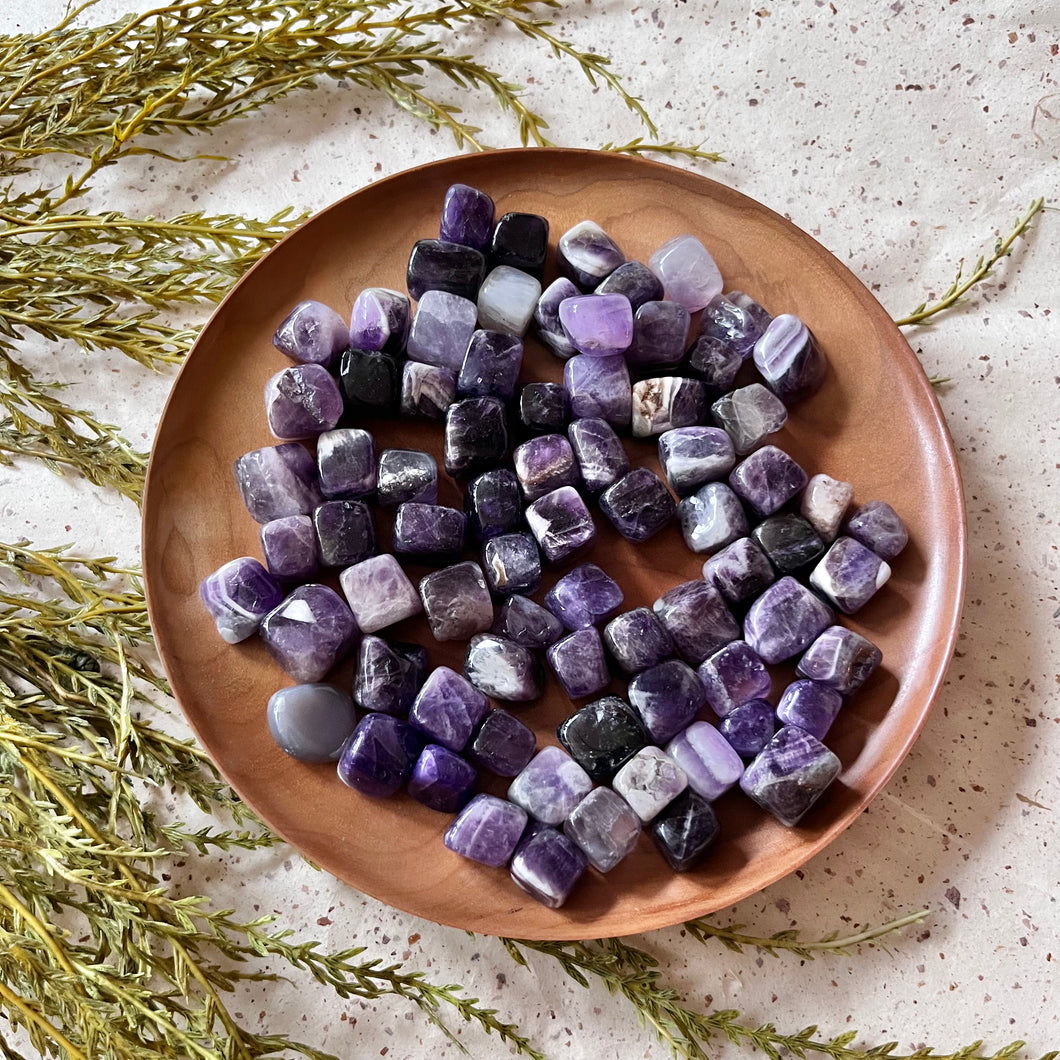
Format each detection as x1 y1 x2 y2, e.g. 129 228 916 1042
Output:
2 0 1057 1056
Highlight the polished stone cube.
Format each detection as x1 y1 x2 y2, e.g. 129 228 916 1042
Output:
464 632 543 702
444 396 509 478
477 266 542 336
718 698 775 758
544 563 624 631
419 561 494 642
649 789 720 871
490 212 549 278
400 361 457 420
776 679 843 740
337 347 402 418
701 536 775 605
409 665 489 751
711 383 788 455
678 481 749 554
508 745 593 825
337 713 423 798
648 234 723 312
546 627 610 699
565 787 641 873
465 468 522 541
699 290 772 356
444 794 528 867
482 532 541 596
740 725 841 826
377 449 438 507
602 607 675 675
406 238 486 301
729 445 808 517
567 417 630 493
631 377 708 438
564 354 631 428
234 443 322 523
353 635 426 715
653 580 740 665
458 329 523 399
525 486 596 563
467 709 537 776
559 293 634 357
313 499 375 568
510 825 588 908
264 363 343 440
513 434 580 502
612 746 689 822
686 335 742 394
626 300 692 369
810 536 891 613
628 658 706 744
743 576 834 664
752 313 827 404
392 502 466 563
338 554 421 633
752 513 826 574
408 744 477 813
407 290 479 374
260 515 318 583
696 640 771 718
260 584 357 682
845 500 909 560
800 473 854 544
599 468 676 542
316 428 376 500
273 299 348 367
440 183 495 251
493 594 565 649
658 426 735 496
666 721 743 801
595 260 664 310
519 382 571 435
797 624 882 694
267 683 357 763
534 278 580 359
349 287 410 354
557 696 649 781
558 219 625 288
200 556 283 644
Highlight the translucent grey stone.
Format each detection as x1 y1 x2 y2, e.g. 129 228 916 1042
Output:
464 633 543 701
658 426 735 496
564 787 641 872
267 683 357 762
711 383 789 455
477 265 542 336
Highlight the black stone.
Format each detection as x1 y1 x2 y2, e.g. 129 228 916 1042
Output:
685 336 742 394
444 396 509 479
465 468 522 541
406 238 486 301
338 347 402 417
557 697 649 782
649 789 720 871
312 500 375 567
752 513 826 574
493 594 565 648
519 382 571 435
376 449 437 507
490 212 549 279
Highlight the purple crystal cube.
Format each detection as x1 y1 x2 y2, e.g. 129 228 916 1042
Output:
337 713 423 798
678 481 749 554
407 290 478 373
810 536 891 614
565 787 641 873
558 293 634 357
686 336 742 394
564 354 632 428
444 396 509 478
353 635 425 715
440 183 495 251
490 212 549 279
544 563 624 631
458 329 523 399
477 266 541 337
260 515 318 583
740 725 841 826
776 679 843 740
400 361 457 420
511 825 588 908
482 532 541 596
697 641 771 717
493 595 565 649
666 721 743 801
600 468 676 543
546 627 610 699
273 300 348 367
349 287 410 354
377 449 437 507
613 746 688 822
729 445 809 517
338 347 402 417
631 377 708 438
313 500 375 568
317 428 376 500
626 300 692 369
200 556 283 644
596 260 664 310
408 744 478 813
658 426 735 496
797 625 882 694
267 683 357 763
557 220 625 288
234 443 322 523
567 417 630 493
406 238 486 301
409 665 489 751
519 382 571 435
711 384 788 455
557 696 649 781
534 278 580 359
800 474 854 544
603 607 674 674
525 486 596 563
464 633 543 702
845 500 909 560
419 561 494 642
507 746 592 825
700 290 772 356
264 363 343 440
753 313 827 404
338 554 421 634
393 502 466 563
513 434 580 502
260 584 357 682
701 536 775 605
465 468 522 541
468 709 537 776
719 698 775 758
744 576 834 665
444 794 528 867
650 789 720 871
649 234 723 312
653 580 740 665
629 659 706 744
752 513 826 574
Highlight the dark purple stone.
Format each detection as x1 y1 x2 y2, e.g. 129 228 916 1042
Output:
353 635 426 715
686 336 742 394
797 625 882 694
510 825 587 908
400 361 457 419
658 426 736 496
557 696 649 781
338 347 402 418
546 627 610 698
718 698 775 758
603 607 675 674
444 396 509 478
557 220 625 288
377 449 437 507
809 536 891 613
317 428 376 500
595 260 665 310
743 576 833 665
349 287 410 354
482 532 541 596
393 503 466 563
406 238 486 301
490 212 549 279
264 363 343 440
599 467 676 542
740 725 841 826
701 536 775 605
468 710 537 776
465 468 522 542
464 633 543 702
513 434 580 502
626 300 691 369
700 290 772 356
752 313 827 404
493 595 565 649
776 679 843 740
440 184 495 251
444 794 528 866
519 382 571 435
260 515 318 583
653 580 740 665
564 354 632 428
844 500 909 560
337 713 423 798
544 563 624 631
534 278 580 359
567 417 630 493
312 500 375 568
458 329 523 400
628 658 706 744
696 640 771 718
649 789 720 871
409 665 489 751
272 300 348 367
234 443 322 524
199 556 283 644
260 584 357 682
729 445 809 517
407 744 478 812
525 486 596 563
752 513 826 574
419 561 494 642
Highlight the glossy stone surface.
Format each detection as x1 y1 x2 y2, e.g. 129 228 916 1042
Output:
234 443 322 523
337 347 402 418
457 329 523 399
678 480 749 554
513 434 580 502
482 532 541 596
653 580 740 665
353 635 426 715
797 624 883 694
740 725 841 827
313 499 375 568
200 557 283 643
666 721 743 801
510 825 587 908
409 665 489 751
267 683 357 762
718 698 776 758
493 595 565 649
559 293 634 357
392 502 466 563
465 468 523 541
599 467 676 542
628 658 706 744
631 376 708 438
465 632 543 702
444 396 509 478
699 290 772 356
467 709 537 776
444 794 528 867
519 382 571 435
348 287 410 354
564 353 632 428
406 290 478 373
595 260 664 310
490 212 549 278
711 383 789 455
800 473 855 543
626 300 692 369
648 234 723 312
407 744 477 813
649 789 720 871
273 299 348 367
557 219 625 288
316 428 376 500
337 713 423 798
602 607 675 675
776 679 843 741
612 746 689 822
567 417 630 493
845 500 909 560
400 361 457 420
729 445 809 517
440 183 495 251
260 584 357 682
743 576 834 664
810 536 891 613
525 486 596 563
753 313 827 404
338 554 421 633
546 627 610 698
508 746 593 825
544 563 624 631
264 363 343 439
701 536 775 605
406 238 486 301
260 515 319 583
697 640 771 718
752 513 826 574
376 449 438 507
565 787 641 872
419 561 494 642
533 278 580 359
658 426 736 496
686 335 742 394
557 696 649 781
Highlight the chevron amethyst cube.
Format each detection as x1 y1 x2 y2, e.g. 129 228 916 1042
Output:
678 481 748 554
392 502 466 563
686 336 742 394
628 659 706 744
701 536 775 605
653 580 739 665
467 709 537 776
419 562 494 642
648 234 723 311
407 289 478 373
440 183 495 251
564 354 631 428
337 713 423 798
444 794 527 867
508 746 592 825
546 627 609 698
696 640 771 718
510 825 587 908
658 426 735 496
408 744 477 813
400 361 456 420
444 396 509 478
557 696 648 781
377 449 437 507
753 313 827 404
666 721 743 801
729 445 808 517
810 536 891 613
264 363 343 440
602 607 674 675
564 787 641 873
519 382 571 435
718 698 776 758
567 417 630 493
631 377 708 438
711 383 788 455
464 633 543 702
699 290 772 356
596 260 664 310
557 220 625 288
260 584 357 682
349 287 410 354
740 725 841 827
800 473 854 543
612 746 688 822
316 428 376 500
338 554 421 634
313 499 375 568
409 665 489 751
490 212 549 279
752 513 825 574
650 789 720 871
273 300 348 367
465 468 522 541
744 576 833 664
797 625 882 694
338 348 402 418
200 557 283 644
626 300 691 369
406 238 486 301
514 434 580 502
534 278 580 359
482 532 541 596
260 515 318 583
600 468 676 542
545 563 624 631
353 635 426 715
776 679 843 740
234 443 322 523
458 329 523 399
525 486 596 563
559 294 634 357
844 500 909 560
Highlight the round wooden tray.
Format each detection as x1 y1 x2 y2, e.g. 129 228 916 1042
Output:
142 148 965 940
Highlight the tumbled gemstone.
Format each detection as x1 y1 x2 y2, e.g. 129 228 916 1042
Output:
493 595 565 649
546 627 610 698
544 563 624 631
525 486 596 563
353 635 425 715
559 294 634 358
349 287 410 354
686 336 742 395
260 515 318 583
267 683 357 762
273 300 348 367
477 266 542 337
658 426 735 496
649 234 723 312
677 481 749 554
490 212 549 278
564 353 632 428
797 624 882 694
567 417 630 493
444 793 528 866
513 434 580 502
697 640 771 717
465 468 522 541
701 536 775 605
752 513 826 574
666 721 743 801
753 313 827 404
511 824 587 908
508 746 592 825
316 428 376 500
626 300 692 369
482 532 541 596
557 696 649 780
313 499 375 568
464 633 543 702
468 709 537 776
653 580 740 665
260 584 357 682
719 698 776 758
338 554 421 633
419 562 494 642
603 607 674 674
337 348 402 418
711 384 789 455
599 468 676 542
377 449 438 506
457 329 523 400
740 725 841 826
564 787 640 872
409 665 489 751
743 576 833 664
649 789 720 871
800 473 854 544
264 363 343 440
400 361 457 419
845 500 909 560
408 743 477 812
613 746 688 822
440 183 495 251
596 260 664 309
810 536 891 613
393 502 466 563
729 445 808 517
776 679 843 740
558 220 625 288
406 238 486 301
700 290 772 356
200 557 283 643
533 278 580 359
337 713 423 798
628 659 706 744
631 377 708 438
444 396 509 478
407 290 478 373
519 382 571 435
234 443 322 523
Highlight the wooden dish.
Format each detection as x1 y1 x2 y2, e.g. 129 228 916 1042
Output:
142 148 965 940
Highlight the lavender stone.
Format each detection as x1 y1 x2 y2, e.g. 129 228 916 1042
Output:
626 300 691 369
419 561 494 642
477 266 542 337
776 679 843 740
558 220 625 288
596 260 665 310
377 449 438 506
702 536 775 605
653 580 740 665
400 361 457 419
603 608 674 675
353 635 425 715
444 794 527 866
743 576 833 664
465 468 523 541
810 536 891 613
440 183 495 251
409 666 489 751
534 278 580 359
559 294 634 357
599 468 676 542
337 713 423 798
649 234 723 312
459 329 523 399
629 659 706 744
520 382 571 435
729 445 808 517
613 746 688 822
568 417 630 493
339 554 421 633
718 698 776 758
267 683 357 763
557 696 648 781
686 336 742 394
753 313 826 404
349 287 410 354
482 533 541 596
264 363 343 440
631 377 708 438
697 640 771 718
564 787 641 873
752 513 826 574
797 625 882 694
525 486 596 563
508 746 592 825
711 384 788 455
260 584 357 682
444 396 509 478
740 725 841 827
546 627 610 699
465 634 542 702
800 474 854 544
658 426 736 496
338 348 402 417
544 563 623 631
393 503 466 563
273 300 347 367
408 744 477 812
666 721 743 801
200 557 283 643
261 515 318 583
234 443 322 523
510 825 587 908
468 710 537 776
513 434 580 502
406 238 486 301
650 789 720 871
564 354 631 428
407 289 478 373
699 290 773 356
317 428 376 500
313 499 375 568
845 500 909 560
493 595 565 649
490 212 549 279
678 481 749 554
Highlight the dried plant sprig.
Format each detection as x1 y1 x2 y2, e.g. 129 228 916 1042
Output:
601 138 726 163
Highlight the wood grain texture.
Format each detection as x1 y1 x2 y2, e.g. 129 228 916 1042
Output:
142 149 965 940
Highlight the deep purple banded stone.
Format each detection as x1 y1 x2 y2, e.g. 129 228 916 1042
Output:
317 428 376 500
559 294 634 357
558 696 649 781
408 744 477 813
628 659 706 744
686 336 742 395
267 683 357 763
697 640 771 718
534 278 580 359
349 287 410 354
596 260 665 310
482 532 541 596
444 794 528 867
490 212 549 279
493 595 565 649
260 515 318 583
626 300 691 369
699 290 772 356
701 536 775 605
440 183 495 251
546 627 610 699
200 557 283 644
419 561 494 642
468 709 537 777
845 500 909 560
678 481 749 554
507 746 593 825
545 563 624 631
464 633 543 702
567 417 630 493
406 238 486 301
649 789 720 871
557 220 625 288
393 502 466 563
631 377 708 438
260 584 357 683
658 426 736 496
603 607 675 675
729 445 809 517
525 486 596 563
400 361 457 420
718 698 776 758
458 329 523 400
511 825 588 908
711 383 789 455
666 721 743 801
264 363 343 440
337 348 402 418
338 554 421 634
648 234 723 312
337 713 423 798
564 787 641 873
653 580 740 665
776 679 843 740
409 665 489 751
234 443 322 524
353 635 425 715
513 434 580 502
465 468 522 541
600 468 676 542
740 725 841 827
377 449 437 507
407 290 478 373
273 300 348 367
743 576 833 665
797 624 882 694
313 499 375 568
564 354 632 428
444 396 509 479
753 313 827 404
520 382 571 435
810 536 891 614
752 513 826 574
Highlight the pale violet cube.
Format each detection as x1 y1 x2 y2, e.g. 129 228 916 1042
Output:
339 554 421 633
407 289 478 373
666 721 744 801
678 481 749 554
558 294 634 357
477 265 541 336
648 234 723 312
508 745 593 825
564 787 641 872
800 473 854 543
612 746 688 822
696 640 771 717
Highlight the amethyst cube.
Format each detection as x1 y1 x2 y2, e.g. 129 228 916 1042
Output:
558 293 633 357
700 290 772 355
678 481 749 554
260 584 357 682
406 238 486 301
507 746 592 825
313 500 375 568
493 595 565 649
595 260 664 310
546 627 610 699
482 532 541 596
557 220 625 288
444 396 509 478
600 468 676 543
564 354 631 428
658 426 736 496
400 361 457 420
513 434 580 502
718 698 776 758
567 418 630 493
800 474 854 544
845 500 909 560
776 679 843 740
752 513 826 574
419 561 494 642
752 313 827 404
267 683 357 763
653 580 740 665
377 449 438 507
628 659 706 744
349 287 410 354
686 336 742 394
744 576 833 664
557 696 649 781
468 709 537 776
701 536 775 605
650 789 720 871
338 554 421 633
465 468 522 541
740 725 841 826
564 787 641 873
711 384 788 455
545 563 624 631
273 300 347 367
490 212 549 279
534 278 580 359
353 635 426 715
458 329 523 399
797 625 882 694
408 744 477 812
648 234 723 312
510 825 588 908
260 515 318 583
477 266 542 337
317 428 376 500
464 633 543 702
264 363 343 440
519 382 571 436
603 607 675 674
612 746 688 822
407 290 478 373
440 183 495 251
444 794 528 867
729 445 809 517
626 300 692 369
200 557 283 644
697 640 771 717
393 503 466 563
666 721 743 801
810 536 891 613
631 377 708 438
409 665 489 751
337 713 423 798
525 486 596 563
234 443 322 523
337 347 402 418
